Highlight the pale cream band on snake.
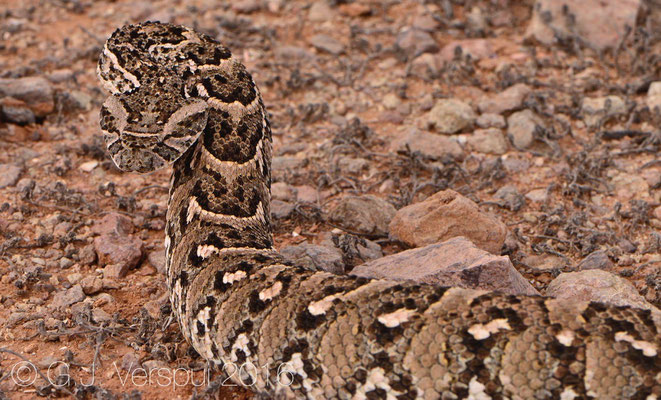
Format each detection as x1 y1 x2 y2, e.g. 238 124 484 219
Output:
97 22 661 400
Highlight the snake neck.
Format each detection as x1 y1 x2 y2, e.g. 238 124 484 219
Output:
163 96 285 349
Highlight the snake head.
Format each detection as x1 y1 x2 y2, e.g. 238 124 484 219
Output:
97 22 217 173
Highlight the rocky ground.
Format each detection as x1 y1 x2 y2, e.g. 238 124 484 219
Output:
0 0 660 399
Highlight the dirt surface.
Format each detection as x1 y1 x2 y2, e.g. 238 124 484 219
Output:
0 0 660 399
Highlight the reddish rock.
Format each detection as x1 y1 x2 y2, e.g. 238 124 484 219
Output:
52 284 86 309
577 250 614 271
92 213 134 236
439 39 495 62
396 27 439 58
525 0 640 51
389 189 507 254
351 237 539 296
281 243 344 274
477 83 531 115
94 233 143 278
0 164 22 189
547 270 658 311
329 195 396 237
148 249 166 274
338 3 371 17
80 275 103 295
390 128 464 160
0 77 54 117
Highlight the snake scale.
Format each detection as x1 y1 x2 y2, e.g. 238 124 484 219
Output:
97 22 660 399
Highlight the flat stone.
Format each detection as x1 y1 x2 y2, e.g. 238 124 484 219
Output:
0 77 54 116
525 0 640 51
0 97 35 124
494 185 526 212
467 128 508 155
272 182 297 202
477 83 531 114
121 352 141 373
389 189 507 254
92 307 112 323
309 34 344 55
338 3 372 17
148 250 166 274
0 164 22 189
351 237 539 296
281 243 344 274
410 53 443 78
547 270 658 311
232 0 260 13
308 2 335 21
507 109 543 149
79 244 97 266
439 39 495 62
581 95 626 129
294 185 319 203
319 232 383 267
427 98 476 134
271 200 295 219
329 195 396 237
412 14 440 32
46 69 74 83
94 234 143 278
577 250 614 270
522 254 566 271
396 27 439 58
272 156 305 180
647 81 661 113
80 276 103 295
382 93 401 109
92 212 134 236
390 128 464 160
611 172 651 201
525 188 548 203
476 113 506 129
52 284 85 309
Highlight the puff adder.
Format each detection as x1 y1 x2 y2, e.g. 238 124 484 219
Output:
97 22 661 399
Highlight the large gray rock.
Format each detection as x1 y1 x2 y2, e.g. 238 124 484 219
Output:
439 39 495 62
396 27 439 58
351 237 539 296
581 95 626 129
309 34 344 55
477 84 531 115
427 99 476 134
467 128 508 155
390 128 464 160
389 189 507 254
92 212 134 236
0 77 54 117
507 109 543 149
525 0 640 51
647 81 661 113
0 164 22 189
281 243 344 274
94 233 143 278
330 195 396 237
546 270 658 311
577 250 614 271
52 284 86 309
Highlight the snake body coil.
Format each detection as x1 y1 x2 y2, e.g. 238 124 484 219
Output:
98 22 661 399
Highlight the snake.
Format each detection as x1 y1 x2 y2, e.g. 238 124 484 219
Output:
97 22 660 399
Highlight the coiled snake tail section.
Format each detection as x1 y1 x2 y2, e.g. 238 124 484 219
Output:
98 22 661 399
